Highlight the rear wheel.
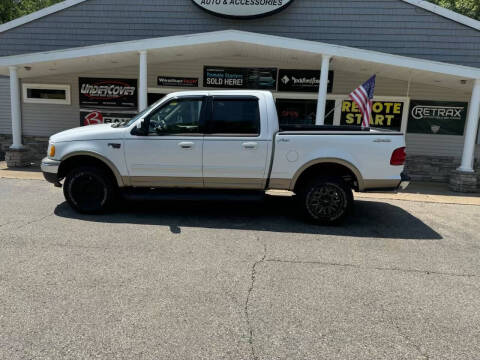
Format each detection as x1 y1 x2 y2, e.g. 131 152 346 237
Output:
297 177 353 225
63 166 116 213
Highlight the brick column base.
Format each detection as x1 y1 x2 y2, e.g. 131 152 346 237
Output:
5 148 31 168
449 170 479 193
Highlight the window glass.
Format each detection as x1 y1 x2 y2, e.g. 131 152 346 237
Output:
148 98 203 135
276 99 335 126
27 88 66 100
210 99 260 134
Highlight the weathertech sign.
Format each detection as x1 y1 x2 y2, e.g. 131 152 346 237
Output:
192 0 294 18
79 78 138 109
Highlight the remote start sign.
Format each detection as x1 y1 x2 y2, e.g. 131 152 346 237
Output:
192 0 294 18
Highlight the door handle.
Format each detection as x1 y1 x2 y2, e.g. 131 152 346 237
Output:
179 141 194 149
242 142 257 150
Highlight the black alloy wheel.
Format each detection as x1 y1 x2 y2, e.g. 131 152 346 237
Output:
64 166 116 213
299 177 353 225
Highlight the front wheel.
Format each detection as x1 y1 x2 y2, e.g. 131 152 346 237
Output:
63 166 116 214
297 177 353 225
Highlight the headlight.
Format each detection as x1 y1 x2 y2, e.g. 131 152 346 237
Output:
48 144 56 158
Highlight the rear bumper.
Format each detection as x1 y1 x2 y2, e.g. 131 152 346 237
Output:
398 172 411 190
41 157 60 184
362 172 410 192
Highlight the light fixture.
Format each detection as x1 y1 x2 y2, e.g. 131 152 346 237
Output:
460 80 467 84
24 66 32 71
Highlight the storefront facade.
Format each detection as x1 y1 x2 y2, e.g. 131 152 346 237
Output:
0 0 479 190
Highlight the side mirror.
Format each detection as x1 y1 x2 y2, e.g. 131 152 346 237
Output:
131 120 146 136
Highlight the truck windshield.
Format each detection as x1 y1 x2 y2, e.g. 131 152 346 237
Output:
115 108 151 128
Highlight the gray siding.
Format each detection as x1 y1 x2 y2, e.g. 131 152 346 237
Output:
0 0 479 67
0 77 11 134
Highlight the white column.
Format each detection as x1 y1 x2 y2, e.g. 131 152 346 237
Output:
458 79 480 172
9 66 23 149
138 50 148 112
315 55 331 125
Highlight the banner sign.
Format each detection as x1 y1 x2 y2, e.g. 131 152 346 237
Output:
278 69 334 93
79 77 137 109
80 110 136 127
158 76 199 88
204 66 277 90
341 100 404 130
192 0 294 18
407 100 468 135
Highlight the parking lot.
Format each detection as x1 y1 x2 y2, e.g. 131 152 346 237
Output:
1 177 479 360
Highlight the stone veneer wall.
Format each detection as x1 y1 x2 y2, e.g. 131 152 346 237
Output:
0 134 48 164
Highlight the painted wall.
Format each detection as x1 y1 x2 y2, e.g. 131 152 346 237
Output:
0 0 478 68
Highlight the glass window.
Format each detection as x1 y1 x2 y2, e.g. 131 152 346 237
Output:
276 99 335 126
210 98 260 135
22 84 71 105
147 98 203 135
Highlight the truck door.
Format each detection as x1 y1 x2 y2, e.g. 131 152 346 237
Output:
203 96 270 189
124 96 206 188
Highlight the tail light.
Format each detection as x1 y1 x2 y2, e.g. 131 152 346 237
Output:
391 147 406 166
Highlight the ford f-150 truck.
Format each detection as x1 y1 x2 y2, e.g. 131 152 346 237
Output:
41 90 409 224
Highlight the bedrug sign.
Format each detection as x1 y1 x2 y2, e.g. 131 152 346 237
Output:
192 0 294 18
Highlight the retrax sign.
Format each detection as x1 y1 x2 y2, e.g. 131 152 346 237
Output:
192 0 294 18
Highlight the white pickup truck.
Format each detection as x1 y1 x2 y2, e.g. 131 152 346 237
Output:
41 90 409 224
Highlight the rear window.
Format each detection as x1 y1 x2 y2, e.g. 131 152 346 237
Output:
210 98 260 135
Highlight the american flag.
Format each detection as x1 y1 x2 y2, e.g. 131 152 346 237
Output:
349 75 376 128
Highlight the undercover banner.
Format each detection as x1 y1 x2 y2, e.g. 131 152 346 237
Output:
407 100 468 135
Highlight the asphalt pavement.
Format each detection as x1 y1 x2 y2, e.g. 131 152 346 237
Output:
0 178 479 360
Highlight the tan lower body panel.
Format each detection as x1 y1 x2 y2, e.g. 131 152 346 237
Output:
126 176 265 190
268 178 292 190
362 179 401 191
128 176 204 188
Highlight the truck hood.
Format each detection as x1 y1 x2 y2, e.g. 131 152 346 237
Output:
50 124 125 142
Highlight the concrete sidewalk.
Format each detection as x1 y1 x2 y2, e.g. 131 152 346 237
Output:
1 161 479 205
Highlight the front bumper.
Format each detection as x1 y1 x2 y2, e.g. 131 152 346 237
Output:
41 157 60 184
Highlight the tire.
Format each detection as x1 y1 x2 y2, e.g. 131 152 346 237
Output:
63 166 116 214
297 177 353 225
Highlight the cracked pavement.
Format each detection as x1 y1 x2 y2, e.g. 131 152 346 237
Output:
1 178 480 359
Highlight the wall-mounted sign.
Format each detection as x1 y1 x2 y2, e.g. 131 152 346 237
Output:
278 69 334 93
204 66 277 90
80 110 137 127
79 77 137 109
407 100 468 135
192 0 294 18
341 100 404 130
158 76 199 88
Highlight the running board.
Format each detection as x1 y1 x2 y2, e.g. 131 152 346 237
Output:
120 188 266 202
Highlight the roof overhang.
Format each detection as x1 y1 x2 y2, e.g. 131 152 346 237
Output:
0 30 478 84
